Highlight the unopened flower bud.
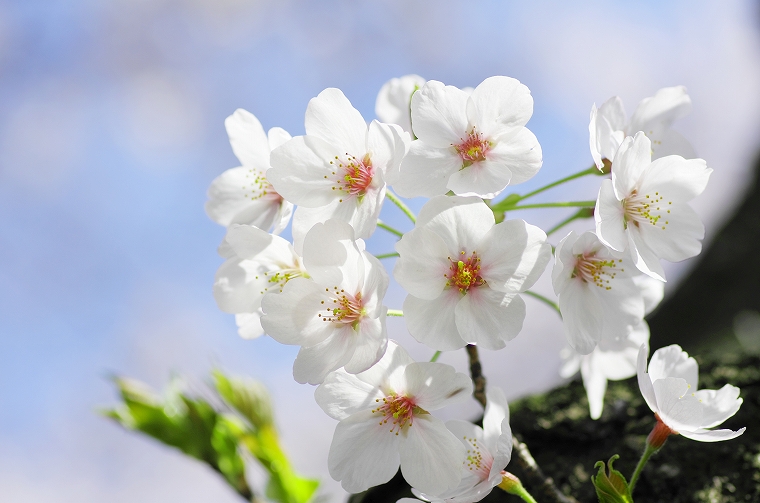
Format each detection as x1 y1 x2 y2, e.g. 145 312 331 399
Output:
591 455 632 503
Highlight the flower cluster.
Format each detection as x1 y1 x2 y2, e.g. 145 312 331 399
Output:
206 75 745 500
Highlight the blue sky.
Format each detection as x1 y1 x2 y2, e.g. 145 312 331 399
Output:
1 1 759 501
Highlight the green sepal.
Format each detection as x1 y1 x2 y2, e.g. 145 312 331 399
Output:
591 455 634 503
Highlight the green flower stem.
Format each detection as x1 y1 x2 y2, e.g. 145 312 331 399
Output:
491 165 598 211
507 200 596 211
518 166 599 201
511 486 539 503
375 252 400 259
546 207 594 236
377 221 404 238
524 290 561 314
386 309 404 317
429 351 441 362
629 444 658 493
386 189 417 223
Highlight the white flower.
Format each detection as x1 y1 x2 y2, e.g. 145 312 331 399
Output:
408 387 512 503
394 196 551 351
260 219 389 385
393 76 542 200
637 344 745 442
560 274 664 419
206 109 293 233
268 88 408 253
589 86 695 171
595 132 712 281
213 224 307 339
315 341 473 495
376 74 426 135
552 231 648 354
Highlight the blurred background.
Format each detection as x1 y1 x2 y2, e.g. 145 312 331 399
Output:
1 1 759 501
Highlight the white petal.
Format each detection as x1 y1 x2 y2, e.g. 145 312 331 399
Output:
394 226 451 300
213 258 267 313
293 326 357 385
404 292 467 351
328 409 401 493
416 196 495 255
260 278 333 346
411 80 469 147
225 109 270 168
403 362 472 411
205 167 282 229
315 370 384 421
467 76 533 141
455 288 526 349
640 156 710 203
693 385 743 429
235 312 265 340
595 180 627 252
628 86 691 136
679 427 746 443
367 120 399 174
635 204 704 264
632 275 665 315
648 344 699 389
627 226 667 281
375 74 426 134
446 159 513 200
344 315 388 375
651 128 695 160
267 127 292 150
581 356 608 420
654 377 703 432
302 219 363 288
224 224 278 260
356 340 414 391
268 135 345 207
637 344 659 413
383 124 412 186
551 232 577 294
479 219 550 293
394 141 461 199
305 88 367 155
483 387 510 453
399 414 465 495
589 105 604 170
558 280 603 354
484 127 542 185
611 133 651 198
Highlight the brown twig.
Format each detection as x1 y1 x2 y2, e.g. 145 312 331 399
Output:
464 344 578 503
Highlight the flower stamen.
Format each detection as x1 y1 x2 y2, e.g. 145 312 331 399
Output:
446 252 486 293
571 254 623 291
372 394 425 435
454 128 492 168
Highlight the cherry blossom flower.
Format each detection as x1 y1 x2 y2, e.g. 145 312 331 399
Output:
206 109 293 233
552 231 647 354
560 274 664 419
589 86 695 171
260 219 389 385
595 132 712 281
394 196 551 351
403 386 512 503
393 76 542 200
268 88 408 253
213 224 307 339
376 74 426 135
637 344 745 442
315 341 473 495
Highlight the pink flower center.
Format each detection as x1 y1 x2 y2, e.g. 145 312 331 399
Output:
329 153 374 199
455 129 492 167
463 435 494 481
571 253 623 290
318 289 365 328
623 190 672 231
372 394 422 435
446 252 485 293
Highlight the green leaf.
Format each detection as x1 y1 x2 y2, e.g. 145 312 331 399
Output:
212 370 273 430
591 455 634 503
